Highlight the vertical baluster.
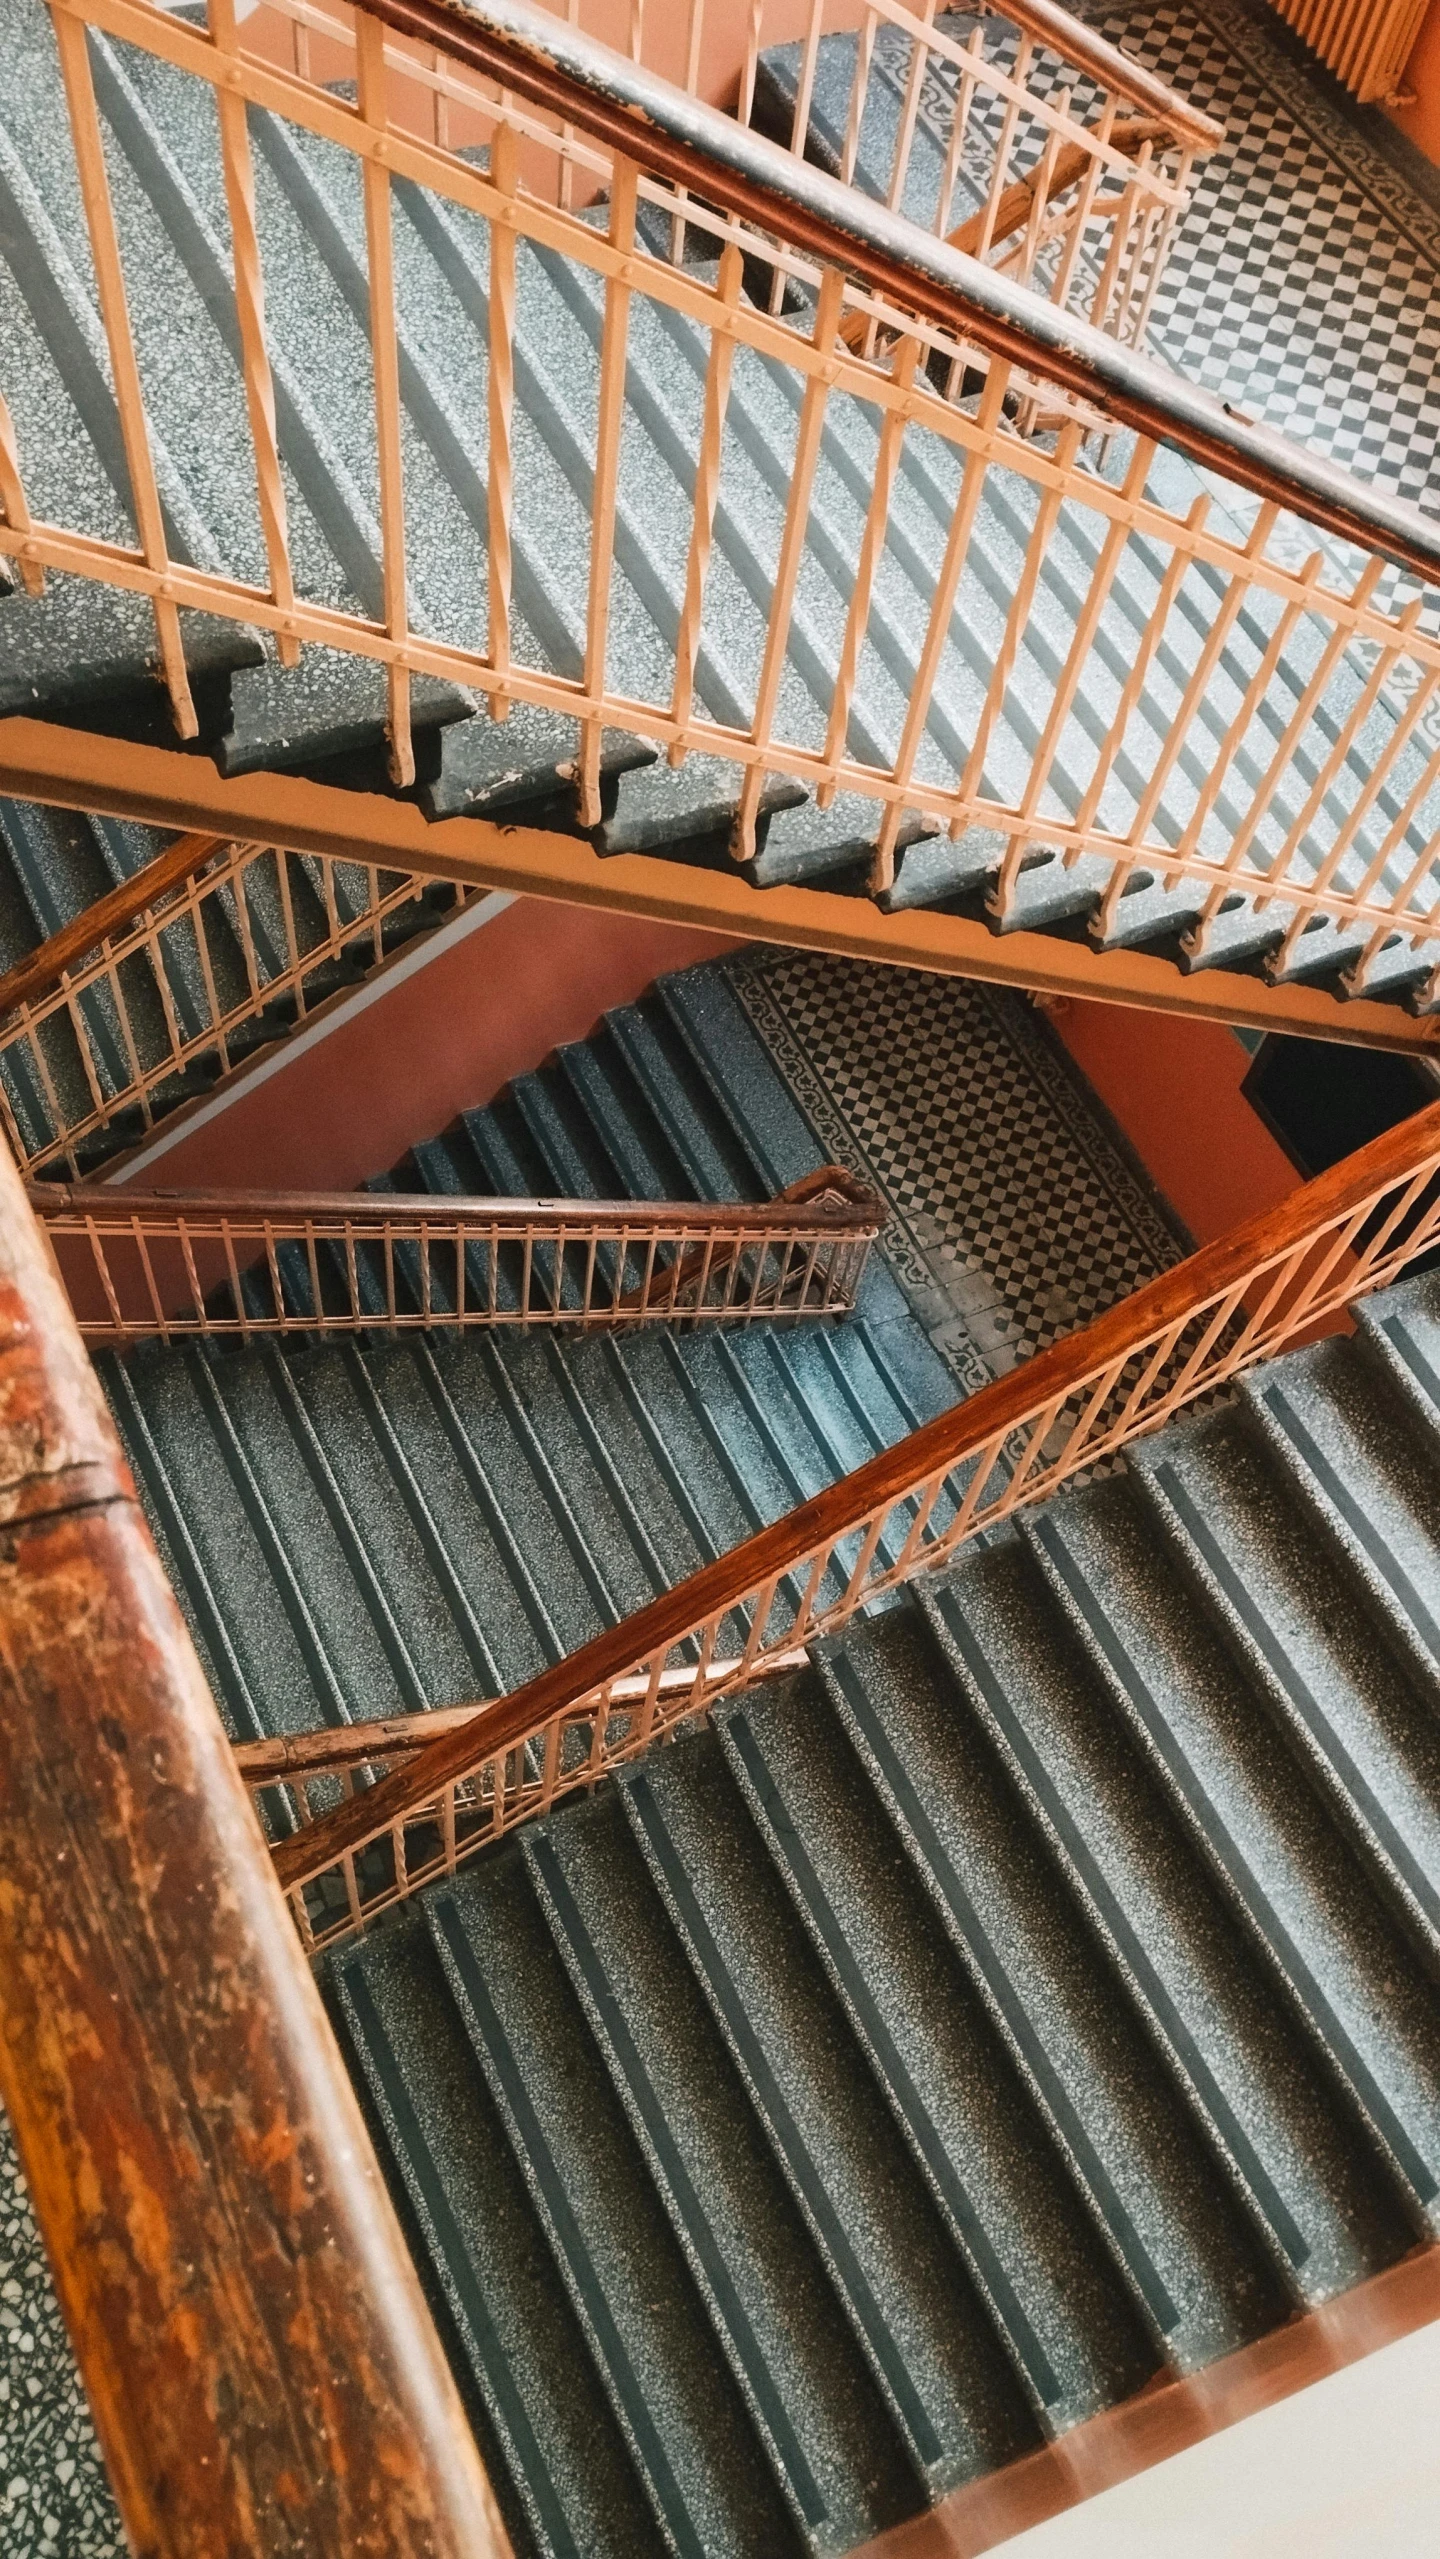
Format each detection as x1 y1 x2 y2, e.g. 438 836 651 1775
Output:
50 6 197 736
1018 433 1156 838
885 0 939 217
840 9 879 189
669 0 707 264
971 40 1032 268
1266 599 1427 966
578 157 638 825
1345 725 1440 990
209 0 299 666
974 423 1086 923
559 0 580 214
769 0 827 311
738 0 765 128
0 392 43 594
732 265 845 860
872 360 1011 889
355 10 414 785
669 243 743 762
1204 557 1385 924
820 335 920 805
1065 492 1215 875
1046 97 1110 320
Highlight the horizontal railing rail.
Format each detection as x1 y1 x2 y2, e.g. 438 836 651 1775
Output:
31 1164 883 1341
270 1094 1440 1949
0 829 481 1177
0 1113 508 2551
5 0 1440 977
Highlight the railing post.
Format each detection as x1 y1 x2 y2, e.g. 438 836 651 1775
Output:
0 1139 510 2557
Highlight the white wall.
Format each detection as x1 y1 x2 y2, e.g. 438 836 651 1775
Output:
993 2318 1440 2559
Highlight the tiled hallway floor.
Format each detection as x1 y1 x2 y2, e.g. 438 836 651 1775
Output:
728 949 1187 1389
1083 0 1440 503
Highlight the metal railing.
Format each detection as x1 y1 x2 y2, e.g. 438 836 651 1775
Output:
0 830 480 1177
5 0 1440 975
259 0 1217 344
269 1095 1440 1949
31 1163 883 1341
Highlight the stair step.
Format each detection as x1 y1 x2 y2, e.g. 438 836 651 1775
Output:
526 1793 922 2548
1132 1405 1440 1974
621 1730 1043 2493
429 1851 805 2559
1028 1478 1440 2233
334 1913 664 2559
916 1555 1404 2303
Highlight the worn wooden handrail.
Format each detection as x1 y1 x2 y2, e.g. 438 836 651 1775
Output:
272 1093 1440 1936
0 829 225 1024
0 1137 510 2552
29 1170 881 1231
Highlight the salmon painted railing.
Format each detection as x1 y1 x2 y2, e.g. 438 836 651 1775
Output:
8 0 1440 991
270 1094 1440 1950
31 1163 883 1341
0 830 482 1178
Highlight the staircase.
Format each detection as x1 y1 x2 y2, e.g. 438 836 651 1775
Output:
325 1269 1440 2559
5 0 1440 1048
85 946 1440 2559
102 960 952 1761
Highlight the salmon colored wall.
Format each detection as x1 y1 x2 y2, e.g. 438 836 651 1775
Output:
117 897 741 1195
1047 997 1301 1244
1387 0 1440 161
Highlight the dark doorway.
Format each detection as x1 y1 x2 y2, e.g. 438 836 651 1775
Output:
1241 1035 1438 1181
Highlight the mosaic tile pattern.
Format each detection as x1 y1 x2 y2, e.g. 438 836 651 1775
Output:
0 2117 124 2559
1077 0 1440 503
727 946 1188 1387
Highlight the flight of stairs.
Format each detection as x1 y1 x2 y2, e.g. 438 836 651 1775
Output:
4 2 1433 1020
326 1266 1440 2559
102 960 953 1758
93 951 1440 2559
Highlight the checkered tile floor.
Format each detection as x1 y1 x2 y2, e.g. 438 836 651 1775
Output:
1076 0 1440 506
729 947 1188 1387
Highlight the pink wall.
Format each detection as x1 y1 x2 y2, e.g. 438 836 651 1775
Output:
1050 998 1300 1245
125 897 741 1195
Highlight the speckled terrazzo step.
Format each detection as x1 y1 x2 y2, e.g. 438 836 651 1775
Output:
325 1244 1440 2557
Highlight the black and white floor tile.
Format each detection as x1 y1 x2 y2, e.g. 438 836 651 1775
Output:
728 946 1188 1387
1078 0 1440 506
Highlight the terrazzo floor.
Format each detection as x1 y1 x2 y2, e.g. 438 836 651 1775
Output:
10 2 1440 2545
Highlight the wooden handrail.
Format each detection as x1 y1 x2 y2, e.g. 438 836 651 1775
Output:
29 1169 883 1233
0 1137 510 2554
350 0 1440 585
273 1093 1440 1903
0 830 225 1022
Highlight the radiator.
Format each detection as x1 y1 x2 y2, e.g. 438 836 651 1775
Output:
1267 0 1428 100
